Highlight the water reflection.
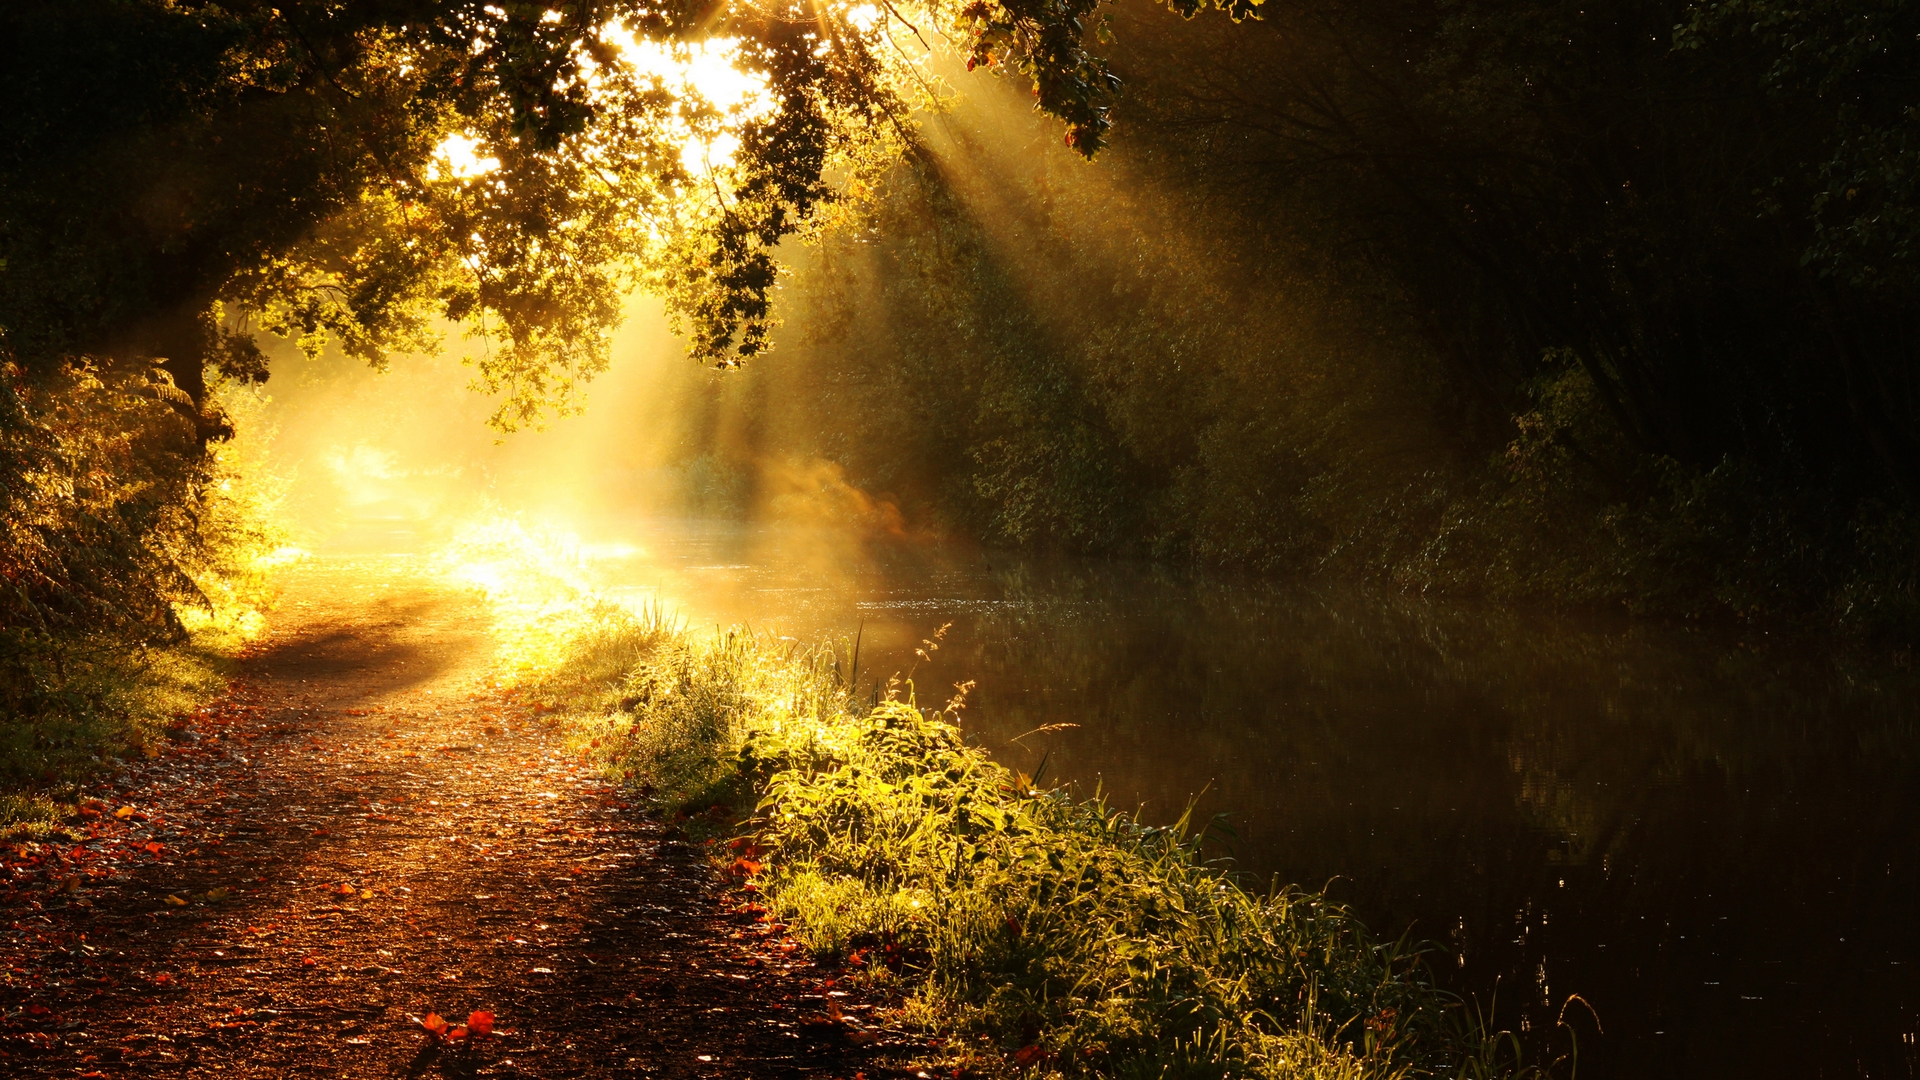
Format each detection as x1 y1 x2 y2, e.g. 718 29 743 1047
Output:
586 519 1920 1079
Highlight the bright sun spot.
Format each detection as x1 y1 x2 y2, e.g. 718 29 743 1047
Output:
434 18 870 188
433 133 500 181
600 24 775 174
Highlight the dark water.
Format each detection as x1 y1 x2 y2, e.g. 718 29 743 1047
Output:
588 520 1920 1079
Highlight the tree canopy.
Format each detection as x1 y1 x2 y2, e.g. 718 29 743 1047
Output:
0 0 1227 431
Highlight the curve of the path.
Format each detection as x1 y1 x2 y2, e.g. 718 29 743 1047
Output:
1 557 890 1079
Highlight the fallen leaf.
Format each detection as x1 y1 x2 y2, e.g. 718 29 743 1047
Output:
163 895 188 907
468 1010 495 1036
420 1012 449 1037
360 888 374 900
143 842 164 855
114 806 136 819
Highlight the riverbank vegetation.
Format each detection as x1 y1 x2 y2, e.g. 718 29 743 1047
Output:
421 534 1562 1079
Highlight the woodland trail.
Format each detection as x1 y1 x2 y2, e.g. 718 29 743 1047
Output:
1 557 893 1079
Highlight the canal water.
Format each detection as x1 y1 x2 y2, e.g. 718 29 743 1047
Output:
563 519 1917 1078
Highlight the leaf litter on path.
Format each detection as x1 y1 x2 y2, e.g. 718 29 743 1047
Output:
0 557 908 1079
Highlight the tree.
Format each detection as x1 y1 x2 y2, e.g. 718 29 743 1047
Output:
0 0 1213 431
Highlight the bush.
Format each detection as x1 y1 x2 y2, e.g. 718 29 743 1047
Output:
0 360 287 807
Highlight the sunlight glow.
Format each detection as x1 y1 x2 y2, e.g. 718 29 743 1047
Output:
432 133 501 181
598 24 775 174
439 517 683 679
440 518 599 677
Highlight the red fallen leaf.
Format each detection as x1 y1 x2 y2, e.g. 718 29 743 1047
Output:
1012 1045 1048 1068
301 955 318 968
468 1010 495 1036
728 858 763 878
144 842 164 855
448 1026 469 1040
152 973 174 985
26 1004 50 1015
420 1012 449 1038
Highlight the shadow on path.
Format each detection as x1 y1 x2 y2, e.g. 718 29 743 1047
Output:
0 558 905 1079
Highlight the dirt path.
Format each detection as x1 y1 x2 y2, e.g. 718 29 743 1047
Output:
1 558 895 1079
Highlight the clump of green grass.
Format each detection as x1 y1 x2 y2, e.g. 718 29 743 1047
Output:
536 619 1547 1080
744 698 1468 1079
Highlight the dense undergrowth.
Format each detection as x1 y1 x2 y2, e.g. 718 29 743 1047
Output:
0 362 289 832
437 537 1558 1080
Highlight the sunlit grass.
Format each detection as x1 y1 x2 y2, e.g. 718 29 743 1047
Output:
437 515 683 682
495 570 1554 1079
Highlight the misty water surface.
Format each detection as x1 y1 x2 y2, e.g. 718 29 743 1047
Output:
565 518 1920 1080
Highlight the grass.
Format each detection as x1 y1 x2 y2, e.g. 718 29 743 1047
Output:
0 627 241 837
503 610 1551 1079
431 519 1555 1079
